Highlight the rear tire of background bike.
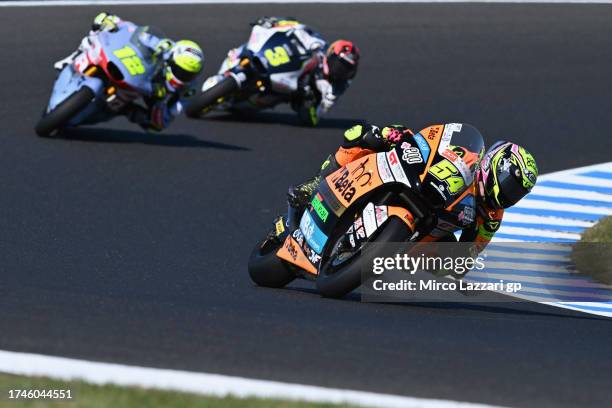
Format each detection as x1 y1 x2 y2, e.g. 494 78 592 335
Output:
185 76 239 118
316 217 411 299
248 238 296 288
35 87 94 137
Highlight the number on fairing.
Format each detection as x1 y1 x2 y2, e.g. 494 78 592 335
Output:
264 46 290 67
113 46 145 75
429 159 465 194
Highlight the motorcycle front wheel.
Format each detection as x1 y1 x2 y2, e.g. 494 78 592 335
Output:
185 76 239 118
35 87 95 137
316 217 411 299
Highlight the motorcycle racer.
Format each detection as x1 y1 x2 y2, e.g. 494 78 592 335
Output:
202 16 359 126
54 12 204 131
280 123 538 261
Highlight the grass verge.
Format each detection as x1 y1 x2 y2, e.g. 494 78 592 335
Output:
0 373 355 408
572 215 612 284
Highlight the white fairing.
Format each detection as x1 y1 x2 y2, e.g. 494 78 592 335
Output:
269 71 300 93
246 25 283 53
217 46 244 74
73 35 102 73
203 24 317 105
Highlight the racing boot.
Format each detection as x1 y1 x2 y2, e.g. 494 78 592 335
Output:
286 153 341 228
287 175 321 229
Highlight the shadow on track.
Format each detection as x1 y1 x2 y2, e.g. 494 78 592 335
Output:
201 111 366 129
281 286 606 321
59 127 251 151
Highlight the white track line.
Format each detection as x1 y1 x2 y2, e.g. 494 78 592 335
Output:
547 302 612 317
494 226 581 240
528 186 612 202
537 162 612 180
471 272 610 288
554 174 612 188
514 199 612 215
502 213 594 227
484 261 575 273
0 350 503 408
4 0 612 7
485 250 569 261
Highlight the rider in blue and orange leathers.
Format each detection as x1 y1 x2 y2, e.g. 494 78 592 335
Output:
281 124 539 259
54 12 204 132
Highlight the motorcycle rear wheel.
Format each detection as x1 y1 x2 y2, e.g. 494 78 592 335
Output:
35 87 95 137
316 217 411 299
185 76 239 118
248 237 296 288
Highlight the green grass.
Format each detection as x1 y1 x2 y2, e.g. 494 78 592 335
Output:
572 216 612 284
0 373 356 408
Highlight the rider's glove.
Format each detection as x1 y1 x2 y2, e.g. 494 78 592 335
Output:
381 125 413 144
315 79 335 113
155 38 174 58
357 125 412 151
92 12 120 32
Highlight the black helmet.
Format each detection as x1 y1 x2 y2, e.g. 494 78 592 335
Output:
325 40 360 83
477 141 539 209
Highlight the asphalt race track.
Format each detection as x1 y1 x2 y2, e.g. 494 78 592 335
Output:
1 3 611 407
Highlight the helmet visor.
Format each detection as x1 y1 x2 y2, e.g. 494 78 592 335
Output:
169 59 198 83
496 170 529 208
328 58 356 82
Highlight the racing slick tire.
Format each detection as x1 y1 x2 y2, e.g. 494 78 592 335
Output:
248 237 296 288
185 76 239 118
35 87 95 137
316 217 411 299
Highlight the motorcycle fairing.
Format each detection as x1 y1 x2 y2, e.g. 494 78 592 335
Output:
45 23 160 126
277 232 318 275
345 203 415 248
93 24 157 95
276 123 483 275
47 65 103 113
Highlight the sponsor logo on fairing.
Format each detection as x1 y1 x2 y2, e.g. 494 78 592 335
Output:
375 205 388 227
310 193 329 222
458 206 475 225
438 123 462 154
413 133 430 162
285 238 298 260
362 203 377 237
377 152 395 183
400 142 423 164
299 211 328 254
292 229 322 264
426 126 440 140
330 158 373 203
430 181 448 200
386 151 411 187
